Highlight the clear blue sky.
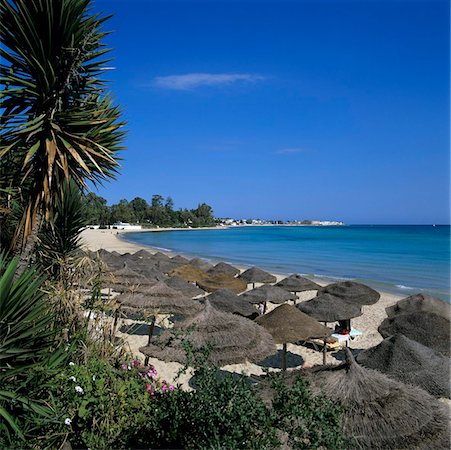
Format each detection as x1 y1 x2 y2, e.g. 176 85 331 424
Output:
93 0 450 224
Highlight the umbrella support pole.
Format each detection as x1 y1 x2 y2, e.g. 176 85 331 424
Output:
322 322 327 365
112 308 120 340
282 343 287 371
144 316 156 366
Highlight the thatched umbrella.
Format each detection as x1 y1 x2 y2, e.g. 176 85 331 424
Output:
318 281 380 305
385 293 450 320
165 276 206 298
241 285 297 305
110 265 154 292
139 301 277 366
116 283 203 363
297 293 362 363
189 257 213 271
197 273 248 294
168 264 207 283
171 254 190 266
99 250 128 270
238 266 277 288
297 293 363 323
276 274 321 296
204 289 258 319
255 304 331 370
152 251 172 262
356 333 450 398
125 259 168 282
301 350 450 450
207 262 241 277
130 249 153 260
378 311 450 357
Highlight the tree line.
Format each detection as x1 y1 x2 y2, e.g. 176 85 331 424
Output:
83 193 216 228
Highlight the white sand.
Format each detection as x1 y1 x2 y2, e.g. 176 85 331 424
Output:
81 228 404 389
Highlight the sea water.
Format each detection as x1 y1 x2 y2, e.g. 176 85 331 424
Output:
122 225 451 302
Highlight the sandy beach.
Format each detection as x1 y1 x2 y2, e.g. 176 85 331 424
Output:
80 228 404 389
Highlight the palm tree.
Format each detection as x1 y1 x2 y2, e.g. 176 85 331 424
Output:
0 0 125 268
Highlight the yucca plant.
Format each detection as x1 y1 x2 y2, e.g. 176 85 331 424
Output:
37 178 86 281
0 255 55 375
0 254 60 441
0 0 125 268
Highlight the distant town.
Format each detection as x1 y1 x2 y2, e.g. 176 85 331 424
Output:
217 218 345 227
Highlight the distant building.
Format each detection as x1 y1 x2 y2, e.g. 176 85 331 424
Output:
112 222 142 230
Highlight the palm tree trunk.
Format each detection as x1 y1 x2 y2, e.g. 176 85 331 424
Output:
14 210 43 278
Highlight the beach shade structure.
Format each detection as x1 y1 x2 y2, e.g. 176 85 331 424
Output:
125 259 168 282
297 293 363 323
152 259 182 275
151 251 172 262
99 250 128 270
117 282 202 317
356 333 450 399
130 249 154 261
116 283 203 363
168 264 207 284
171 255 190 266
255 304 331 370
204 288 259 319
318 281 380 306
241 284 297 305
207 262 241 278
189 257 214 272
165 276 206 298
110 265 154 292
299 350 450 450
276 274 321 296
139 301 277 366
385 293 450 320
378 311 450 357
238 267 277 288
297 293 363 363
197 273 248 294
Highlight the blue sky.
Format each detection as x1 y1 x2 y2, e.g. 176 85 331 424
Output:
93 0 450 224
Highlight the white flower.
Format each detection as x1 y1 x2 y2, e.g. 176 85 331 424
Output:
69 362 75 366
64 418 72 426
69 376 76 382
75 386 84 394
92 375 96 381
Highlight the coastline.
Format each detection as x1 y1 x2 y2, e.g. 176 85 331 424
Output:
80 228 405 387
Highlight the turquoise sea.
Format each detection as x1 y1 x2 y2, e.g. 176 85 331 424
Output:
122 225 451 302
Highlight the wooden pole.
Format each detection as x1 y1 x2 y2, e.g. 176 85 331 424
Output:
282 343 287 371
323 322 328 365
144 315 156 366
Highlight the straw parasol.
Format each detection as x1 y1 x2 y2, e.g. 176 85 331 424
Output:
165 276 206 298
297 293 362 363
125 260 168 281
297 293 363 323
139 301 277 366
378 311 450 357
241 285 297 305
152 251 172 262
168 264 207 283
385 293 450 320
189 257 213 271
207 262 241 277
99 250 128 270
130 249 153 260
318 281 380 305
116 283 202 317
238 267 277 288
204 289 258 319
110 265 154 292
197 273 248 294
171 254 190 266
255 304 331 370
356 333 450 399
276 274 321 295
300 350 450 450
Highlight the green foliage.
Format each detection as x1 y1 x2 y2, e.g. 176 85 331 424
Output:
0 0 125 245
82 192 110 225
269 373 346 449
36 179 86 280
0 255 63 442
0 255 55 376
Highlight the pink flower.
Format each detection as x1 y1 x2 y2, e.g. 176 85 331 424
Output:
121 363 127 370
162 384 168 392
169 385 175 391
132 359 141 367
